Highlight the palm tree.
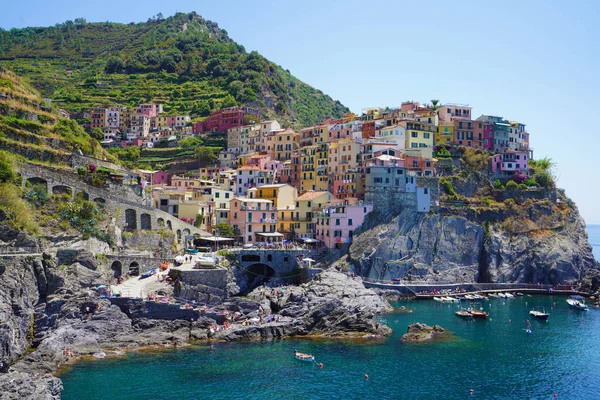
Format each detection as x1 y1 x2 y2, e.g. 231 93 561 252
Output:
431 99 440 110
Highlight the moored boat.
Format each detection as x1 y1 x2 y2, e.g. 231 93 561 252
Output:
433 297 444 302
455 309 472 318
468 307 489 319
567 296 588 311
529 306 550 320
444 296 459 303
497 293 506 298
294 350 315 362
504 293 515 298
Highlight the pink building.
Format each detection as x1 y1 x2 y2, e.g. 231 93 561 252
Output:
139 170 170 185
136 104 162 118
228 198 281 244
315 198 373 249
246 153 272 170
490 150 529 176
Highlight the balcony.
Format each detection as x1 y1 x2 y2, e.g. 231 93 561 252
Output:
259 218 277 223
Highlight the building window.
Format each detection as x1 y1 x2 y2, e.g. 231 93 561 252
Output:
348 219 353 226
411 132 418 138
336 219 340 226
248 236 252 242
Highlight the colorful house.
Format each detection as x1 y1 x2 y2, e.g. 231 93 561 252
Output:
248 183 297 209
315 198 373 249
228 198 281 244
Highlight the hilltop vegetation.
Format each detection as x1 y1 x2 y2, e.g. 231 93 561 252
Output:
0 12 349 126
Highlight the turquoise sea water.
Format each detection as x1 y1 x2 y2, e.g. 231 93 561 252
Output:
587 224 600 261
61 296 599 400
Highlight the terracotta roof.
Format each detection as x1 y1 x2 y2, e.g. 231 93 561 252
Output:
297 191 330 201
237 165 262 171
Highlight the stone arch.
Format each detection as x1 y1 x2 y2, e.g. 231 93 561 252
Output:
128 262 140 276
25 177 47 192
140 213 152 230
110 260 122 278
93 197 106 205
166 220 173 231
125 209 137 230
242 254 261 262
245 263 276 289
183 228 191 238
176 229 182 243
76 191 89 201
157 218 165 228
52 185 73 197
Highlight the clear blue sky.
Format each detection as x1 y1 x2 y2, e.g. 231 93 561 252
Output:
2 0 600 223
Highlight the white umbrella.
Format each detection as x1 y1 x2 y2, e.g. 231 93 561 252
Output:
302 258 316 263
175 255 185 263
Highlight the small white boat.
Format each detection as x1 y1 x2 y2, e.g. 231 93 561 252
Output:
194 256 217 268
504 293 515 298
444 297 459 303
464 294 477 300
294 350 315 362
567 296 588 311
488 293 499 298
529 307 550 320
433 296 444 302
497 293 506 298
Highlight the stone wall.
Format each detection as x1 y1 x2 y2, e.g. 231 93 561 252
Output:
175 268 228 288
69 154 126 173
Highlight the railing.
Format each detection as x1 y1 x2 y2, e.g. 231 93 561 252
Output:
259 218 277 223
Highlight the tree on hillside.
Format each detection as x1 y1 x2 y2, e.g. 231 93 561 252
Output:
214 222 235 237
0 152 16 184
105 56 125 73
431 99 440 109
195 147 217 165
91 128 103 140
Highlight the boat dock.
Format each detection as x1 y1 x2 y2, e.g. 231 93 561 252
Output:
414 288 590 300
361 279 591 298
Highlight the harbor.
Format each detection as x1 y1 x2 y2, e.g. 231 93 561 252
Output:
60 295 600 400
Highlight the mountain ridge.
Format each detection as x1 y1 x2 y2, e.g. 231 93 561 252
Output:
0 12 350 126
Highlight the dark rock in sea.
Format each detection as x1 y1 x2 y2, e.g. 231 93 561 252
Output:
401 322 446 342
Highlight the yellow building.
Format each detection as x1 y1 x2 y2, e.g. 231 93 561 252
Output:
315 142 329 191
247 183 297 209
402 121 434 159
436 124 454 146
299 145 317 193
292 191 336 239
267 128 299 161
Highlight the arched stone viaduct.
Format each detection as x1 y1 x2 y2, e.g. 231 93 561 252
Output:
19 164 210 244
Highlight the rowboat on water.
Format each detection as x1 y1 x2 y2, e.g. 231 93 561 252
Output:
455 309 472 318
468 307 489 319
294 350 315 362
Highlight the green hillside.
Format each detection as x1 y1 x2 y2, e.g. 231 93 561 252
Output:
0 12 349 126
0 66 115 166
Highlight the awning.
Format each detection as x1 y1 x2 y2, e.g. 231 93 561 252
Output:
255 232 284 237
199 236 235 242
302 238 319 243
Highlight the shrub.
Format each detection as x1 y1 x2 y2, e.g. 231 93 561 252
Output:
518 183 528 190
534 170 553 188
506 180 519 190
493 179 504 189
504 198 515 206
525 178 538 187
513 173 527 184
440 178 456 196
0 151 17 184
0 183 38 233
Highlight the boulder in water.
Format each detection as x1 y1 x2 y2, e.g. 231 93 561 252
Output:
401 322 446 342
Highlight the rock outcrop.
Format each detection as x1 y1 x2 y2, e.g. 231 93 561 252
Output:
351 198 598 285
213 270 392 341
401 322 446 342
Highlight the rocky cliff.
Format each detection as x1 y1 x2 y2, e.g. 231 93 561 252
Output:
350 189 598 286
